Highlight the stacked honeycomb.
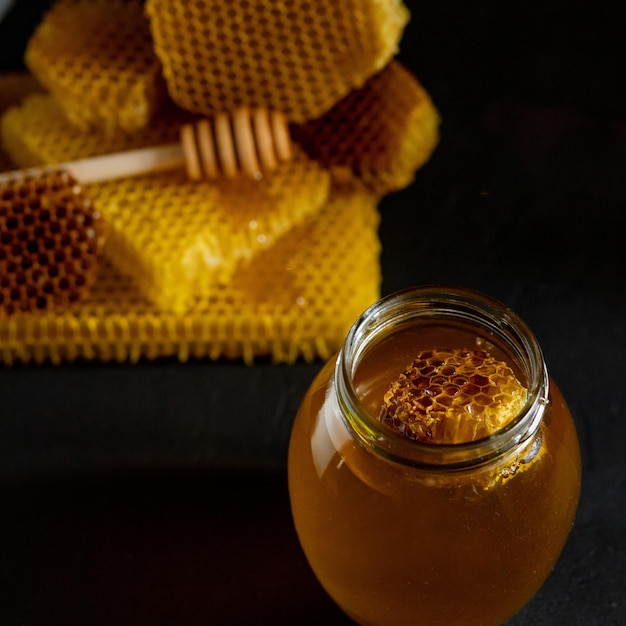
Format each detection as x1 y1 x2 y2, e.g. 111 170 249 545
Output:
145 0 410 123
0 179 380 365
292 61 440 196
86 146 330 311
25 0 166 133
0 0 439 364
1 95 330 312
380 349 529 443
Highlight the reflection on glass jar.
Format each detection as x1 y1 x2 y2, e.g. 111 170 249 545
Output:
288 287 581 626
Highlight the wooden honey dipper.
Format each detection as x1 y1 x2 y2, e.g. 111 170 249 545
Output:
0 108 292 315
0 107 292 186
181 108 292 180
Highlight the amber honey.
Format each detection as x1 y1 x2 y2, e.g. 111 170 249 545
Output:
288 287 581 626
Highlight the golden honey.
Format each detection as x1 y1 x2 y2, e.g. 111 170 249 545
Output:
288 287 581 626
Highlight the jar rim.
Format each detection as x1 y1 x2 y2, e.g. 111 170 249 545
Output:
334 286 549 470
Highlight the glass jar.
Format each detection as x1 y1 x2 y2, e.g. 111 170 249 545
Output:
288 286 581 626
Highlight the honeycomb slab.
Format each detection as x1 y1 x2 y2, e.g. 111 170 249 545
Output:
85 147 330 311
292 61 440 195
0 169 106 316
146 0 410 123
0 180 381 365
1 93 189 168
25 0 166 133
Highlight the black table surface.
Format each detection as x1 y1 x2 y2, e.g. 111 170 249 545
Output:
1 1 625 624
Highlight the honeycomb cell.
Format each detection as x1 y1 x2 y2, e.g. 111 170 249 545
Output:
24 0 167 133
292 61 440 195
0 170 106 316
146 0 410 123
380 348 528 443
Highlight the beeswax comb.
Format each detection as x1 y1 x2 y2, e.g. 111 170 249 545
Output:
146 0 410 123
292 61 440 196
25 0 164 134
0 169 106 316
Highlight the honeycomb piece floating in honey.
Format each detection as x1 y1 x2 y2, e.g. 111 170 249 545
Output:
380 349 528 443
0 170 106 317
145 0 410 123
1 93 190 168
292 61 440 196
86 143 330 312
25 0 166 133
0 179 381 365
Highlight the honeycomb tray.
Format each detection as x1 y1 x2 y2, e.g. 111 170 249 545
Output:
0 177 381 365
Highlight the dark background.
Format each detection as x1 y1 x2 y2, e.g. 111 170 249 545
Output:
1 1 625 624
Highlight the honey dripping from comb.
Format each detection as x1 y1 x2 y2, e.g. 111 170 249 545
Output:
379 348 528 444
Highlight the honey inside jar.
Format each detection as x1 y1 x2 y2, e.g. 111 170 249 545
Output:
288 291 581 626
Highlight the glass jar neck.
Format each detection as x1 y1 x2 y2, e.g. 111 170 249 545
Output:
334 286 550 470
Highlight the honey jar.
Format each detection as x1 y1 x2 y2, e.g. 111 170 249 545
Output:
288 286 581 626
